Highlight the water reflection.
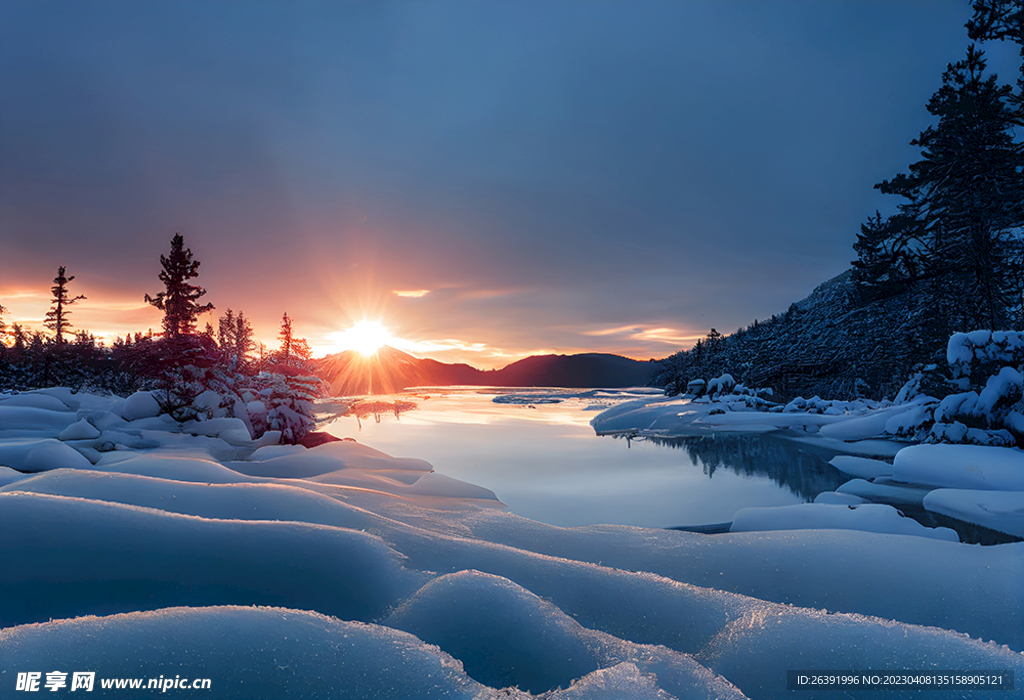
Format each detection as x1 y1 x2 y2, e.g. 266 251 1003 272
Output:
323 389 825 528
344 398 418 429
622 434 849 503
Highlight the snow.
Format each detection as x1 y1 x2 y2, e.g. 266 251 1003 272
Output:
1 388 1022 698
0 466 28 487
381 570 746 698
892 443 1024 491
0 607 490 700
835 477 933 507
0 438 93 472
730 503 958 541
0 392 73 411
923 489 1024 538
828 455 893 479
813 491 868 505
0 405 79 434
57 418 101 441
121 390 162 421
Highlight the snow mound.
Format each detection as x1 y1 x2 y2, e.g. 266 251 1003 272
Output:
383 570 747 698
835 477 934 506
730 503 958 541
697 606 1024 700
0 491 422 627
384 570 604 693
89 451 255 483
121 391 162 421
405 472 499 500
0 405 79 434
892 444 1024 490
179 417 254 445
0 438 93 472
0 466 29 487
828 455 893 479
813 491 868 505
0 606 489 700
230 440 433 479
0 469 380 531
57 418 101 441
0 392 73 411
923 489 1024 538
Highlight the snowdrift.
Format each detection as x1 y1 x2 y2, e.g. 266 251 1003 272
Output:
0 388 1022 699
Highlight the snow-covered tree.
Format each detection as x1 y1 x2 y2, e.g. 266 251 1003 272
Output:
278 312 294 365
218 308 235 350
234 312 254 372
145 234 214 337
44 266 86 345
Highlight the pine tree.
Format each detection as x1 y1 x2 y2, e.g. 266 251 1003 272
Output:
234 312 254 372
218 308 236 350
851 211 923 301
145 234 214 337
0 303 6 346
856 46 1024 329
278 312 294 365
44 266 86 344
967 1 1024 125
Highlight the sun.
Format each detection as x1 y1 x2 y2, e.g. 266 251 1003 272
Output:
334 320 393 356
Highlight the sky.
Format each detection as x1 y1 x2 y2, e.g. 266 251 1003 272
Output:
0 0 1017 367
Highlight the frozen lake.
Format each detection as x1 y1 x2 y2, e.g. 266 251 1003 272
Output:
321 387 851 529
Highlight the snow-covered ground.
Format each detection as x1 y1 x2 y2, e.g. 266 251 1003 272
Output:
1 387 1022 699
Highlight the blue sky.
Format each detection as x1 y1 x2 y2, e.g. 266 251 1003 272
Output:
0 1 1015 364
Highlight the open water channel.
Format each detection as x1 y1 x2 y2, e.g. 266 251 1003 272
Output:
321 387 851 530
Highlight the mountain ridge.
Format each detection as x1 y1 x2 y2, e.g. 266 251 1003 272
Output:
313 347 657 396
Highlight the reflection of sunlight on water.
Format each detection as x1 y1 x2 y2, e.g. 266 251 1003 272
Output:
320 387 842 529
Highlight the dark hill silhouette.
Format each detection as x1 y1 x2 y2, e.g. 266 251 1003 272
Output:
314 347 655 396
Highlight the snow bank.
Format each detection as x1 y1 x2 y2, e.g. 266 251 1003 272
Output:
0 466 28 487
121 391 162 421
382 570 746 698
87 451 255 483
57 418 101 441
924 489 1024 538
0 438 93 472
892 443 1024 491
0 607 489 700
0 405 79 434
730 503 958 540
835 478 934 507
2 389 1023 698
828 455 893 479
0 491 422 627
229 440 434 479
697 606 1023 700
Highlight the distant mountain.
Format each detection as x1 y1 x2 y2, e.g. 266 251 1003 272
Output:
314 347 656 396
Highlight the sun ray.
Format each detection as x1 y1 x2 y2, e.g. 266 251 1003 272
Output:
324 320 394 357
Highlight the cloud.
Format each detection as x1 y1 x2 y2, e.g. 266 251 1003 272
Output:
582 324 700 347
393 289 430 298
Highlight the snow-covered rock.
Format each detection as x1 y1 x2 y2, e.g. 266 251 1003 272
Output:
121 391 162 421
0 438 93 472
923 489 1024 539
730 503 958 541
892 444 1024 491
57 418 101 441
